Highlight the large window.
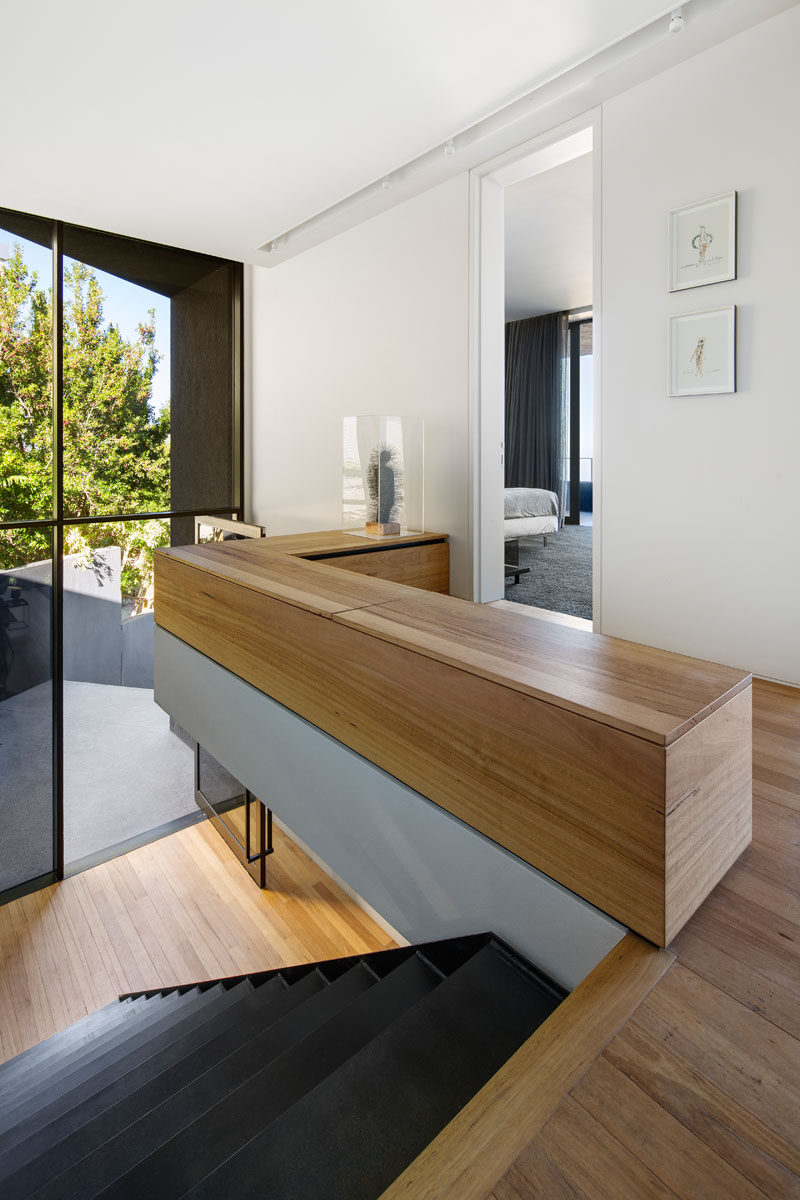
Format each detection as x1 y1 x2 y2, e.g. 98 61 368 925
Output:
0 207 243 898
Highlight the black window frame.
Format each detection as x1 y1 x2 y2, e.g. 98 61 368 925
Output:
0 208 244 899
566 317 592 526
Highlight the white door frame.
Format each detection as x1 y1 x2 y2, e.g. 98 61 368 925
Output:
467 108 602 628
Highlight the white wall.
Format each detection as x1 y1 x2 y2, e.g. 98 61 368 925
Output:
249 175 472 597
601 4 800 685
248 7 800 683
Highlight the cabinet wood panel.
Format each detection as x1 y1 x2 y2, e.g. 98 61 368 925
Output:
314 541 449 594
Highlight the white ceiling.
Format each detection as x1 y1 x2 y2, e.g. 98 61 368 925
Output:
505 153 593 321
0 1 675 264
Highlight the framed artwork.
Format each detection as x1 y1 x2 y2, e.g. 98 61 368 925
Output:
668 192 737 291
669 306 736 396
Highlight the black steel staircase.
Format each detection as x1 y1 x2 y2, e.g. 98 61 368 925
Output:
0 933 565 1199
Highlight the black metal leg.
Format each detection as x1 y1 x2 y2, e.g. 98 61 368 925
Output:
504 563 530 585
245 790 274 889
195 746 274 891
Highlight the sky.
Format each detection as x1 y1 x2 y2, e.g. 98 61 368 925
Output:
0 229 171 413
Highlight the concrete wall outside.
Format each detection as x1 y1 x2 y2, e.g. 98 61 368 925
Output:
2 547 156 697
121 612 155 688
63 547 122 685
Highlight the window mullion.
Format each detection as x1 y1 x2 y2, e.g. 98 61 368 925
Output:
52 219 64 879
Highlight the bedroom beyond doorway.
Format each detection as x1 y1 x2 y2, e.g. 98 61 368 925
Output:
503 311 594 621
504 519 592 619
500 136 594 623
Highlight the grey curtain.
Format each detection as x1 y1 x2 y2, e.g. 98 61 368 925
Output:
504 311 569 523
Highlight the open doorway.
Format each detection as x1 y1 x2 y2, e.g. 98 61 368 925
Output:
502 153 593 621
469 116 599 630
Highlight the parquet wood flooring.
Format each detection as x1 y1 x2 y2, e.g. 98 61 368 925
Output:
0 820 394 1064
489 677 800 1199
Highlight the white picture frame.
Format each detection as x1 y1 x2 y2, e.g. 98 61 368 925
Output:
668 191 737 291
669 306 736 396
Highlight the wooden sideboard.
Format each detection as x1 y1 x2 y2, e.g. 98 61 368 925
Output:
154 532 751 948
258 530 450 594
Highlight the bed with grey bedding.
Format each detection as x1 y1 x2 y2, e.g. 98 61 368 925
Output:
504 487 559 542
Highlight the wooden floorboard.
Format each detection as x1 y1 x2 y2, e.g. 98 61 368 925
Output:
381 935 674 1200
490 676 800 1199
571 1056 769 1200
603 1022 800 1196
0 820 394 1064
507 1094 679 1200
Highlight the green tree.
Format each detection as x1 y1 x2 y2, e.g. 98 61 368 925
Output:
0 246 170 605
0 245 53 546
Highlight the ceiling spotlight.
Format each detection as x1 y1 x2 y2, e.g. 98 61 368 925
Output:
444 139 455 156
668 8 684 33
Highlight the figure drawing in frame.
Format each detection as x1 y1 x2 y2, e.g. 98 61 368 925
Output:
670 306 735 396
669 192 736 291
693 225 712 266
689 336 706 377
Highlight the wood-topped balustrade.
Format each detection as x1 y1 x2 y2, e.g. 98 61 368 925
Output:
154 531 752 947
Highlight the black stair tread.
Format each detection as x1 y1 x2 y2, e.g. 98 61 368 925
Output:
91 952 441 1200
0 976 287 1188
0 982 250 1150
0 990 188 1117
0 988 205 1129
27 961 382 1200
187 940 563 1200
0 988 170 1094
0 993 140 1070
2 954 400 1181
0 999 138 1088
0 984 250 1152
0 971 318 1196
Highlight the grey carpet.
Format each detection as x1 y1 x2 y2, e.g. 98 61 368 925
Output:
505 524 592 619
0 681 197 891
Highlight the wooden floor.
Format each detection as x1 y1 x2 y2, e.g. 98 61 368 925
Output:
490 677 800 1200
489 598 594 632
0 679 797 1199
0 821 394 1065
